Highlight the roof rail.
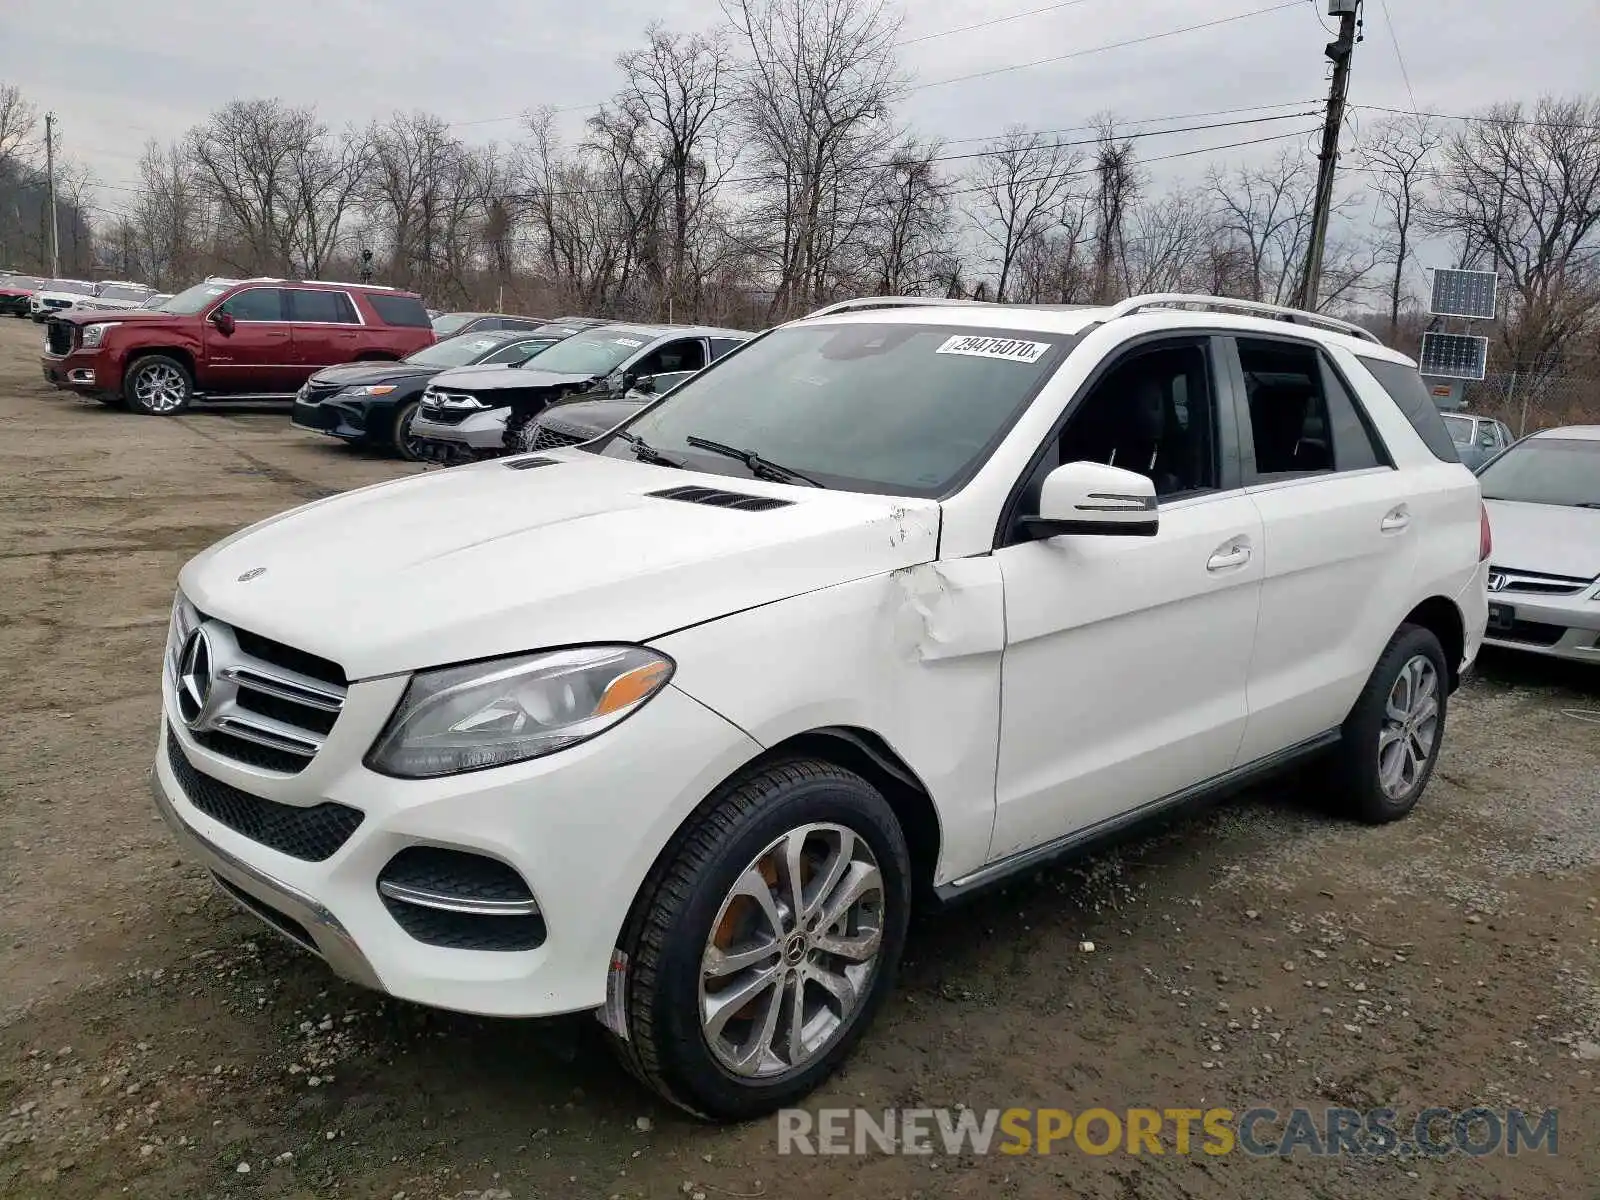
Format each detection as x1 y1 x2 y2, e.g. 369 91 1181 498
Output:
801 295 998 320
1103 293 1382 345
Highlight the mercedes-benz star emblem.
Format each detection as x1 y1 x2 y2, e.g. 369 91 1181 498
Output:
176 627 214 727
1487 572 1508 593
237 567 266 582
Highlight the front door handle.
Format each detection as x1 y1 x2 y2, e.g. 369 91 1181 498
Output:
1207 541 1252 572
1381 505 1412 533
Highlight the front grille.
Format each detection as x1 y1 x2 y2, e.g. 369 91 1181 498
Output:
298 380 344 406
166 725 363 861
1489 566 1593 596
378 847 546 951
176 620 347 775
418 404 472 426
45 320 74 356
528 423 588 452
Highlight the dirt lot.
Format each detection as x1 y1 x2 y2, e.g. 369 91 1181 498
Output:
0 316 1596 1199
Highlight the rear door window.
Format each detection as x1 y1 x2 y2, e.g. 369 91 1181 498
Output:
368 294 432 327
288 289 359 324
1355 356 1461 463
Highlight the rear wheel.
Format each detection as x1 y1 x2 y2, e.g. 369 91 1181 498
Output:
1331 624 1449 824
390 400 424 461
124 355 193 415
606 759 910 1121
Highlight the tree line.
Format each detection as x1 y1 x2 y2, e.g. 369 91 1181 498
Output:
2 0 1597 420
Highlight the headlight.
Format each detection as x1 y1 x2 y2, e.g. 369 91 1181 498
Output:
81 322 120 348
367 645 675 779
166 592 201 683
340 384 397 397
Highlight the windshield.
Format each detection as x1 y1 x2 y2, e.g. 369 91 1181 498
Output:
157 282 231 314
1478 438 1600 507
431 313 476 336
1 275 43 289
1442 414 1474 446
97 285 147 302
46 280 95 296
602 323 1073 496
407 334 517 368
522 329 653 376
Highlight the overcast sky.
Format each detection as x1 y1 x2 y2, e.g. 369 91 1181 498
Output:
3 0 1597 238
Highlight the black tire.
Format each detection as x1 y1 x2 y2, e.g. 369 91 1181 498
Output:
390 400 423 461
123 354 193 415
607 758 911 1121
1331 623 1450 824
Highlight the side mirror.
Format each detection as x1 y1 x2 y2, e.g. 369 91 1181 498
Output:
210 310 235 335
1018 461 1159 540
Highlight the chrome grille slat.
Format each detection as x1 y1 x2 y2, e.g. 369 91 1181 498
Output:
1488 566 1593 597
167 616 347 775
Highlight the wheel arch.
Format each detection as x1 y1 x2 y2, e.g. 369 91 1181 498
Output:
1401 595 1466 690
716 726 944 904
126 345 197 380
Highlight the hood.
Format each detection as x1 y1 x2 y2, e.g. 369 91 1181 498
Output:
429 364 596 395
179 454 941 679
541 397 646 435
309 361 440 388
1485 499 1600 580
0 286 34 298
55 308 184 327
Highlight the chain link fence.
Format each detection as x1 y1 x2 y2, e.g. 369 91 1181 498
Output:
1460 371 1600 436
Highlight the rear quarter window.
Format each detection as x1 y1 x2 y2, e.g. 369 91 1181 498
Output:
1354 356 1461 463
367 294 432 328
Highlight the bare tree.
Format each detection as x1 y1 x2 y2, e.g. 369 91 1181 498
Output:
1428 95 1600 406
0 83 37 169
858 137 951 294
1090 117 1140 302
1123 187 1215 294
968 126 1083 301
1359 112 1443 338
724 0 904 318
617 25 734 317
131 140 203 288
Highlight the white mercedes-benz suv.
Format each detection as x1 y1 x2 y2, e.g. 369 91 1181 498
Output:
152 294 1490 1120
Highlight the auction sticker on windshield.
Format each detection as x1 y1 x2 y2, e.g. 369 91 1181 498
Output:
936 335 1052 363
613 337 645 347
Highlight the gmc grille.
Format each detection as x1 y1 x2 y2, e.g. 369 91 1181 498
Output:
45 320 74 356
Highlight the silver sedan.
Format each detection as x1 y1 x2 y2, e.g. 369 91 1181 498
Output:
1479 425 1600 664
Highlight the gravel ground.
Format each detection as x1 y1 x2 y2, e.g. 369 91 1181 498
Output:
0 317 1596 1199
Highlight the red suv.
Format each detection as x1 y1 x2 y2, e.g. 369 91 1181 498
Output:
41 277 436 414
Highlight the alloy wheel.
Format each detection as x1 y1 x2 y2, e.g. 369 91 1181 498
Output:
1377 653 1440 800
699 823 884 1080
134 364 186 412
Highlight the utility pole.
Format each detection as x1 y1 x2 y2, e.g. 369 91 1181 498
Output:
1298 0 1362 312
45 112 61 277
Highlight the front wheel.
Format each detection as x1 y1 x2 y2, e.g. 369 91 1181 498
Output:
390 400 424 462
606 759 911 1121
1332 624 1450 824
124 355 193 415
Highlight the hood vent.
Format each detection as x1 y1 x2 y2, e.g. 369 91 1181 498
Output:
648 484 794 512
503 456 559 471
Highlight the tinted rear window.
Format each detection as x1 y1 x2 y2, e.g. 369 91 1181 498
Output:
1355 357 1460 463
368 294 432 327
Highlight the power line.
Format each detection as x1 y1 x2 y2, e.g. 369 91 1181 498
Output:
897 0 1103 47
938 98 1321 145
1351 103 1600 132
911 1 1304 92
1375 0 1420 114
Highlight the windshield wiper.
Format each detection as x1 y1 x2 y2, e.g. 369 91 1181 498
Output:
613 430 682 468
684 436 825 488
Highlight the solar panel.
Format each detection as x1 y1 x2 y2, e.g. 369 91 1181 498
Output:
1429 269 1498 320
1418 332 1489 381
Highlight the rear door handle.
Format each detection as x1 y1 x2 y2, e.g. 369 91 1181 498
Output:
1207 541 1252 572
1381 506 1412 533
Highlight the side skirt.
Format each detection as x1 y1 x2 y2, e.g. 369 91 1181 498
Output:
934 729 1341 903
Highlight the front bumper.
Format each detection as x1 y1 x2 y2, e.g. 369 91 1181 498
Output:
151 672 762 1017
292 397 369 441
410 406 509 451
1484 589 1600 664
